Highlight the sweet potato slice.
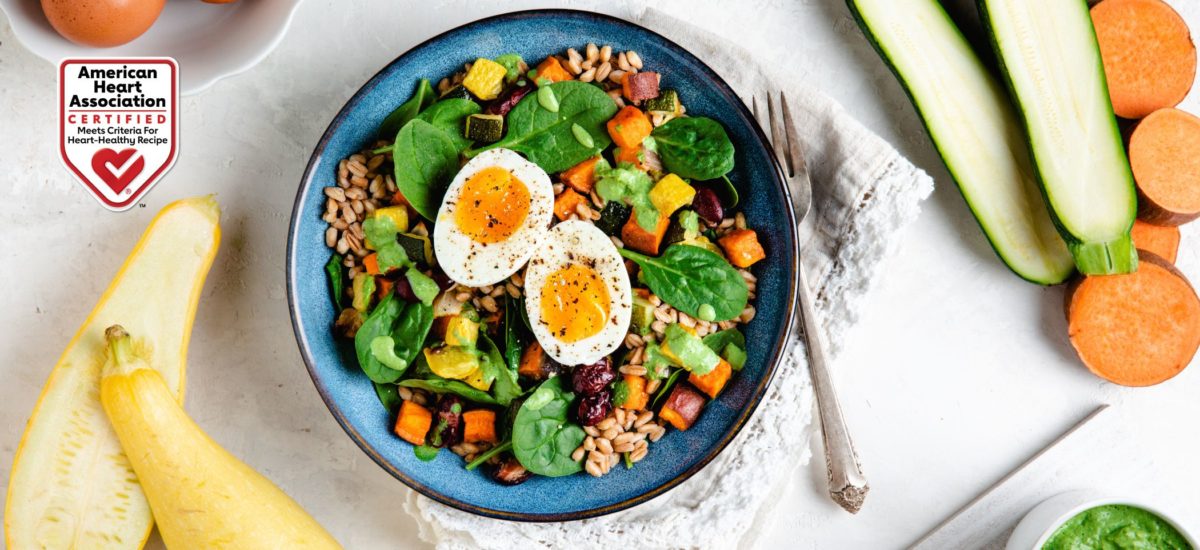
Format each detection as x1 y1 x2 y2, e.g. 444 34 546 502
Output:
1130 219 1181 262
1129 108 1200 225
1066 250 1200 386
1092 0 1196 119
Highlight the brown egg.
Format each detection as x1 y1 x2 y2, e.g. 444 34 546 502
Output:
41 0 166 48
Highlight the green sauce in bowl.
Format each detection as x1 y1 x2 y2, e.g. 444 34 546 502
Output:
1043 504 1192 550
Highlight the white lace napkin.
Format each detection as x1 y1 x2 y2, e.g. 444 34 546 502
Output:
403 8 934 548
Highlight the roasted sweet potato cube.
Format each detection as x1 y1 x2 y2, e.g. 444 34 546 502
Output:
535 56 574 83
561 156 600 194
394 401 433 445
688 359 732 399
554 188 590 221
621 210 671 255
658 383 706 431
718 229 766 268
622 71 661 102
620 374 650 410
519 341 557 379
462 410 498 444
607 106 653 149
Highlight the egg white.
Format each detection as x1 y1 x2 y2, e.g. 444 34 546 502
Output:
433 148 554 287
524 220 632 366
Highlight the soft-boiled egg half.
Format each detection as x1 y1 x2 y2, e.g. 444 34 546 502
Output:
433 148 554 287
524 220 632 365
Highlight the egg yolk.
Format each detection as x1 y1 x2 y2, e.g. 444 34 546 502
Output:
540 264 611 343
455 166 530 243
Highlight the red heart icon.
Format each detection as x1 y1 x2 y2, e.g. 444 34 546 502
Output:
91 148 145 194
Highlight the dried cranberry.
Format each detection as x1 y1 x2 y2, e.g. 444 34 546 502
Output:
576 390 613 426
486 85 534 117
391 276 417 302
430 396 464 448
493 457 533 485
692 187 724 225
571 357 615 396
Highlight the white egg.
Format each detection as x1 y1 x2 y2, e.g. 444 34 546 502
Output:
524 220 632 366
433 148 554 287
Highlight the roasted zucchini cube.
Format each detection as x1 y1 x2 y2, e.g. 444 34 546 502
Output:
396 232 434 266
465 114 504 143
439 84 475 101
645 89 681 115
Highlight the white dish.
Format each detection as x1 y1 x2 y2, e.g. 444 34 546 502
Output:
0 0 303 95
1007 490 1197 550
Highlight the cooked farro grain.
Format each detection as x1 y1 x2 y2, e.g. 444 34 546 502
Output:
619 364 648 377
596 62 612 83
585 459 603 477
627 50 643 69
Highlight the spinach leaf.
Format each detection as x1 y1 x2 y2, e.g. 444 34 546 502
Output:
651 117 735 180
398 378 500 405
479 333 521 406
355 292 432 383
355 293 406 383
389 300 433 367
416 98 481 152
470 81 617 173
325 253 345 310
517 295 533 332
414 445 440 461
714 175 740 208
374 382 402 413
651 368 685 410
512 377 585 477
619 245 748 322
702 328 746 355
392 118 459 221
379 79 436 139
723 343 746 371
503 295 526 374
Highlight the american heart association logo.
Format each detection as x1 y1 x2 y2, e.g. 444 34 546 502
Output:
90 148 145 194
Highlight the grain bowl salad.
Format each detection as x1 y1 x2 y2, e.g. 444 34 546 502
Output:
320 43 766 483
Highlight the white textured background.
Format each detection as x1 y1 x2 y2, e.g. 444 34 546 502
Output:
2 1 1199 548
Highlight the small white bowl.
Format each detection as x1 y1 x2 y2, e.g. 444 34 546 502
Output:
0 0 304 95
1008 490 1198 550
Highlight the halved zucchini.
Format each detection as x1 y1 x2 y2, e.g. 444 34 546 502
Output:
848 0 1075 284
979 0 1138 274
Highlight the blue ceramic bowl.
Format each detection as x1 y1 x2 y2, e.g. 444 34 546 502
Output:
287 9 797 521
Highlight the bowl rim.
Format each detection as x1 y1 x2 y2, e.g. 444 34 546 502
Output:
1015 490 1198 549
285 7 798 522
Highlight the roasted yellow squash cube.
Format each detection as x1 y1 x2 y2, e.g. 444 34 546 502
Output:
462 58 508 100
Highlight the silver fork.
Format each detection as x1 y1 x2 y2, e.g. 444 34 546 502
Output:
752 92 869 514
